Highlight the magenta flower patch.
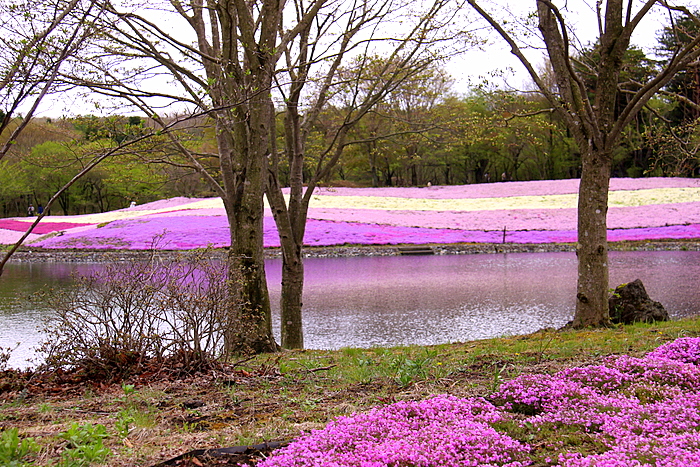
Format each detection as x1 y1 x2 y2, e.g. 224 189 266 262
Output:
0 219 93 235
3 178 699 249
258 338 700 467
256 395 531 467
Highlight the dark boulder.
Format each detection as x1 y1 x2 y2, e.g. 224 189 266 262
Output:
609 279 669 325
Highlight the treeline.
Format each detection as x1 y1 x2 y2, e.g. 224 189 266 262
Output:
0 115 215 217
1 76 699 218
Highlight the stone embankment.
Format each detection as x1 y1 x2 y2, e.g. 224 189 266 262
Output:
6 240 700 263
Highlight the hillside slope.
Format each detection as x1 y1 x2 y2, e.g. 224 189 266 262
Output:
1 178 699 249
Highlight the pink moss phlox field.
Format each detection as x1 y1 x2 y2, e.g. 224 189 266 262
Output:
307 202 700 231
26 215 700 249
0 219 93 234
32 216 232 250
308 177 699 199
256 395 531 467
6 178 700 249
258 338 700 467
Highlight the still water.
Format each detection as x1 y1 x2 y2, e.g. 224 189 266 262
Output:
2 251 699 368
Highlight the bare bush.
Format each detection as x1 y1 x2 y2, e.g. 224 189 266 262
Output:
37 249 240 378
0 344 18 371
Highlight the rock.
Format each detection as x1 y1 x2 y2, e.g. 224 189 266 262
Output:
609 279 669 324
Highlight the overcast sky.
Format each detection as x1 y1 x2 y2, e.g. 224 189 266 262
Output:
29 0 697 116
448 0 686 95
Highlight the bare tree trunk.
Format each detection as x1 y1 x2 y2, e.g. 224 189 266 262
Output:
267 160 307 349
280 245 304 349
219 98 279 353
573 150 612 327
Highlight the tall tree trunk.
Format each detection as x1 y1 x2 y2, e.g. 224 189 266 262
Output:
218 93 279 354
267 162 306 349
573 149 612 327
222 186 278 354
281 244 304 348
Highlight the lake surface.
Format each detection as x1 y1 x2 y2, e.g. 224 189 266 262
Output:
2 250 699 368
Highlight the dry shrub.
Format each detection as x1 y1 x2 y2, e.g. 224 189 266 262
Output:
0 345 15 371
37 249 240 379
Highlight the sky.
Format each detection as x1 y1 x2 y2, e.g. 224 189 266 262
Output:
22 0 697 117
448 0 686 94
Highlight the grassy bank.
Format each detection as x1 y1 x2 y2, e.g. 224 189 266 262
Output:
2 317 700 466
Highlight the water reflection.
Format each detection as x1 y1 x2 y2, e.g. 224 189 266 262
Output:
266 253 579 349
2 251 699 368
1 262 101 368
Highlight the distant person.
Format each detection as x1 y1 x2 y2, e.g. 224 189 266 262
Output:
129 201 136 208
27 204 35 216
37 204 44 215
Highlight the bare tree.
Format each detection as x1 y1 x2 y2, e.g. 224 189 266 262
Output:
58 0 470 351
467 0 700 327
57 0 350 353
0 0 101 160
267 0 467 347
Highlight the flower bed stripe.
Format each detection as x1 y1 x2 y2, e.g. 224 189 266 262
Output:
0 219 94 234
4 178 700 248
305 177 699 199
306 202 700 231
25 214 700 250
302 187 700 212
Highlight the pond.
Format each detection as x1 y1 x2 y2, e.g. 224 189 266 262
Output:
2 250 699 368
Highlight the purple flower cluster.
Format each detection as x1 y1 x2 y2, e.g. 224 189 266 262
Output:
257 395 530 467
0 219 93 234
647 336 700 365
259 338 700 467
6 177 700 249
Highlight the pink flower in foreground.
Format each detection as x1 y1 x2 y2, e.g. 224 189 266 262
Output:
257 396 530 467
258 338 700 467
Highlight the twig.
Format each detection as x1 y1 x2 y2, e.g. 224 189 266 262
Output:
307 365 337 373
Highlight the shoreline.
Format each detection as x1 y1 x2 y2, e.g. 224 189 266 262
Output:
6 239 700 263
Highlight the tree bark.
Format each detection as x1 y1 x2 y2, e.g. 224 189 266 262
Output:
280 245 304 349
217 93 279 354
573 149 612 327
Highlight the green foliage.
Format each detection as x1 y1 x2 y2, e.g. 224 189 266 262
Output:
390 349 439 387
114 410 136 439
58 423 110 467
0 160 27 201
0 428 39 467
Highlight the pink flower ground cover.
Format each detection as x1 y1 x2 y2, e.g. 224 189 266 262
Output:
1 178 699 249
0 219 93 235
257 337 700 467
306 202 700 231
311 177 699 199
